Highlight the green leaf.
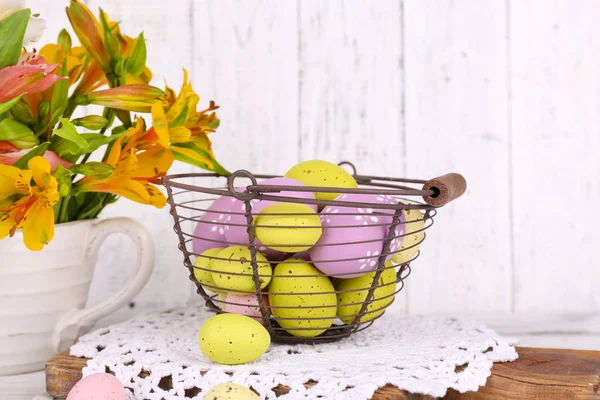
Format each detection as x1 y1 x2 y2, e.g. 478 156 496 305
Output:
0 118 33 141
125 32 146 76
0 94 23 114
70 162 114 179
13 142 49 169
57 29 72 53
171 142 230 176
114 58 125 77
50 131 126 161
74 192 116 220
49 60 69 127
37 100 51 119
53 165 73 197
53 118 89 150
72 115 109 130
9 134 38 149
99 9 121 63
9 98 36 126
0 9 30 68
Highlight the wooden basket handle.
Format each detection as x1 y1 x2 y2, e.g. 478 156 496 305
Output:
422 173 467 206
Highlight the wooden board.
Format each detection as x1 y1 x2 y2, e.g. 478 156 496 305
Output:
46 347 600 399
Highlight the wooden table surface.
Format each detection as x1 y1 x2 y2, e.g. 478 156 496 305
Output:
2 325 599 400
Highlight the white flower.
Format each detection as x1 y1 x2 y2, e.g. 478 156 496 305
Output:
0 1 46 46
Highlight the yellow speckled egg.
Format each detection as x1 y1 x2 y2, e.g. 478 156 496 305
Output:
335 262 397 324
254 203 322 252
199 314 270 365
268 258 337 337
194 248 228 294
392 204 425 265
205 383 260 399
212 246 272 292
284 160 358 201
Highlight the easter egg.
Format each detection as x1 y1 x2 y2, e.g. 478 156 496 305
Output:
392 205 425 264
284 160 358 201
192 195 232 256
66 373 125 400
268 258 337 337
310 193 405 278
224 293 269 321
212 246 272 293
335 262 397 324
254 203 322 252
193 248 228 294
225 178 318 259
199 314 271 364
205 383 260 400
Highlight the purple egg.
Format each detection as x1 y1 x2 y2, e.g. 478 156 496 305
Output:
224 178 318 259
192 195 233 256
310 193 406 278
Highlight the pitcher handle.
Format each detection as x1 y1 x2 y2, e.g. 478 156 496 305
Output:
51 217 154 352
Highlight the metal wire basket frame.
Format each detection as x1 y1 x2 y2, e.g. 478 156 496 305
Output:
162 162 466 344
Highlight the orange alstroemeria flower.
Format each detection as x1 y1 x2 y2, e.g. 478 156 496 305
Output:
74 118 173 208
0 157 60 251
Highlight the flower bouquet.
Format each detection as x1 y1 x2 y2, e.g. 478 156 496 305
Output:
0 0 226 251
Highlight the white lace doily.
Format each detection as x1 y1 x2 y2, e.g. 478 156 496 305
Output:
69 307 518 399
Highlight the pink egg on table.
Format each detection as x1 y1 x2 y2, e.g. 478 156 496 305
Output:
224 293 269 322
192 195 233 256
310 193 406 278
66 373 126 400
225 178 318 260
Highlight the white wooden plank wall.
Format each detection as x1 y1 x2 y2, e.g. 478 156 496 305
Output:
21 0 600 324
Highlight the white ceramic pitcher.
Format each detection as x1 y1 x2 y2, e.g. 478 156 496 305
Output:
0 217 154 375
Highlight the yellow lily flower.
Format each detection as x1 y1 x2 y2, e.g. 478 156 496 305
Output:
38 44 87 86
138 71 226 174
74 118 173 208
0 157 59 251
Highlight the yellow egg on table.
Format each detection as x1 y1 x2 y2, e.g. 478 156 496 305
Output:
198 314 271 365
212 246 272 292
392 205 425 265
284 160 358 201
193 248 228 294
254 203 322 253
268 258 337 337
335 262 397 324
205 383 260 400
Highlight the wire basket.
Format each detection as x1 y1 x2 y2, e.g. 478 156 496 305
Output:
162 162 466 344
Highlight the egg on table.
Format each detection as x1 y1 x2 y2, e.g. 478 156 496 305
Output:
66 373 126 400
193 247 228 294
284 160 358 201
225 177 318 259
391 203 426 265
199 314 271 365
254 203 322 253
192 195 232 256
268 258 337 337
211 246 272 293
205 383 260 400
335 262 397 324
310 193 405 278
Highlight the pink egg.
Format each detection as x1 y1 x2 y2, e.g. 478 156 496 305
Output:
224 293 269 322
192 195 232 256
225 178 318 260
310 193 405 278
66 373 126 400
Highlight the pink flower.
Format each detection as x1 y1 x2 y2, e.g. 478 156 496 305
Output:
0 141 71 172
0 57 64 103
